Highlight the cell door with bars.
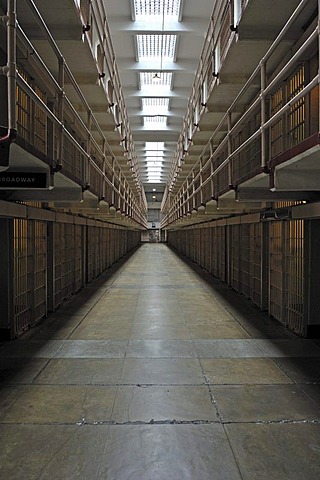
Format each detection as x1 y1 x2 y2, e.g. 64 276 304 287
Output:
268 221 285 324
285 220 304 335
13 219 47 336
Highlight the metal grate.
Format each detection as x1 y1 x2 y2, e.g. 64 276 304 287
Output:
134 0 181 17
13 219 32 335
252 223 263 307
33 85 47 155
230 224 241 291
142 98 170 112
16 69 31 144
239 223 263 307
269 222 284 323
285 220 304 334
32 221 47 325
74 224 83 293
287 66 305 148
217 226 226 282
270 86 284 157
140 72 172 87
144 115 167 126
10 218 141 335
210 227 218 276
54 223 75 308
13 219 47 336
137 34 176 59
87 227 95 282
167 218 305 336
220 2 232 62
240 224 251 298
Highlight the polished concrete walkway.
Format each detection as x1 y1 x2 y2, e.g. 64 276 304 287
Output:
1 244 320 479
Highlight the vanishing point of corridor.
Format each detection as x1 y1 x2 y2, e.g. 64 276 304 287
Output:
1 244 320 479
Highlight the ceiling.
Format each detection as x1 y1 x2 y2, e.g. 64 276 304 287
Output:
104 0 215 191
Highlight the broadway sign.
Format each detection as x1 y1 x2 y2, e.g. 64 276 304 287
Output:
0 172 47 189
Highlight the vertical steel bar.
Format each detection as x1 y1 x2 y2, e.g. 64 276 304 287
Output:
7 0 16 132
227 111 233 187
260 60 267 170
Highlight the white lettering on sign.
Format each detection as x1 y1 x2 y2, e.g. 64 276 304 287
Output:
0 177 36 183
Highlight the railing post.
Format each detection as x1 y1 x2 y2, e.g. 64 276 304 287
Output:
118 171 122 211
192 171 196 210
56 57 65 169
260 60 268 172
200 157 203 205
111 157 115 206
233 0 241 28
227 110 233 188
7 0 16 133
102 139 106 201
318 0 320 133
210 157 214 199
0 0 17 171
86 109 92 188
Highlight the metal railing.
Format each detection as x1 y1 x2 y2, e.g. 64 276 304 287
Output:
77 0 146 208
0 0 148 226
162 0 319 227
166 0 245 190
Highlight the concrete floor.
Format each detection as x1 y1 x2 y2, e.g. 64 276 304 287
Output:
1 244 320 479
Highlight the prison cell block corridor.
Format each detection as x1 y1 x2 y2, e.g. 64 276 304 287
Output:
1 244 320 479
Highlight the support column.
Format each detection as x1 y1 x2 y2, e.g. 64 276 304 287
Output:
0 50 8 126
0 218 14 339
47 222 55 312
261 222 269 311
305 219 320 337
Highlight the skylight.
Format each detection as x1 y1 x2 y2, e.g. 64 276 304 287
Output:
142 98 169 108
147 177 163 183
147 157 163 163
132 2 180 184
140 72 172 87
142 98 169 115
137 34 176 60
143 141 166 182
146 141 164 148
145 142 165 155
134 0 181 18
144 115 167 127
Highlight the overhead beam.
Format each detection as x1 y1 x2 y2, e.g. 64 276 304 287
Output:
236 187 318 202
9 187 82 202
107 17 210 34
273 169 320 191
